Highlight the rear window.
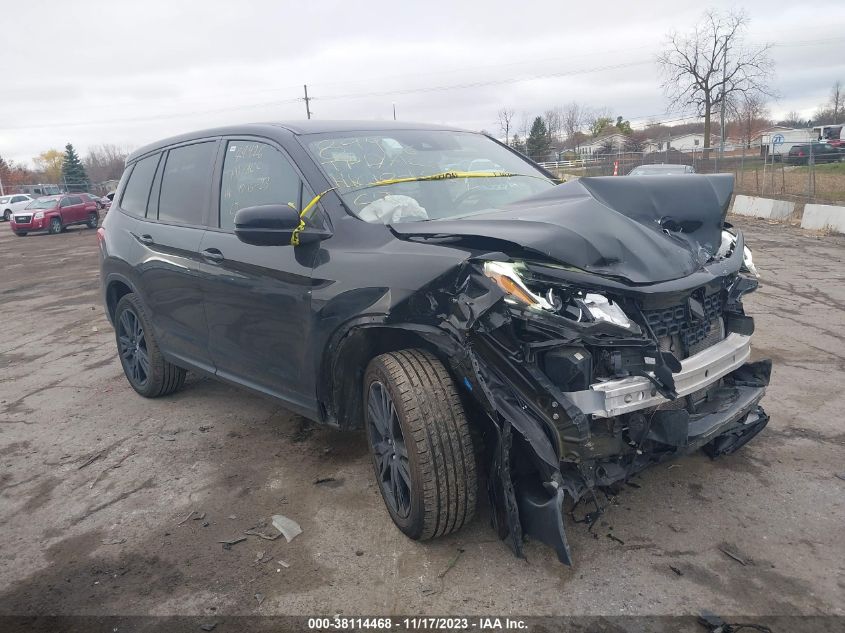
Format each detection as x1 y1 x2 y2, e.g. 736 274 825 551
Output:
121 154 160 217
158 142 216 225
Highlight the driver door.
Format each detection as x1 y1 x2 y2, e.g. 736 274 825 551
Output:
198 138 318 415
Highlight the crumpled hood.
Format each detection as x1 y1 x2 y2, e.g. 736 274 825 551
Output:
391 174 734 284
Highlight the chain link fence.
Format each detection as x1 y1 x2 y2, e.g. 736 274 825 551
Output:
542 147 845 205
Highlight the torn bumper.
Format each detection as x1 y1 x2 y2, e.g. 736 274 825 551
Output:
565 333 751 418
509 357 771 566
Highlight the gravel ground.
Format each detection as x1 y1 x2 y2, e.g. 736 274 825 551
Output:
0 215 843 618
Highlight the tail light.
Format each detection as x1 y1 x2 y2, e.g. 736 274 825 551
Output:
798 151 804 157
97 227 106 249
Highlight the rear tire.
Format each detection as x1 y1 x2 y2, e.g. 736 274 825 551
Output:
87 212 98 229
364 349 477 541
114 293 186 398
49 217 62 234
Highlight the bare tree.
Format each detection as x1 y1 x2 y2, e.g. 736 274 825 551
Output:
85 144 131 183
497 108 515 145
585 106 612 137
543 108 563 144
657 9 774 158
831 80 843 123
728 93 770 147
561 102 586 147
624 131 649 153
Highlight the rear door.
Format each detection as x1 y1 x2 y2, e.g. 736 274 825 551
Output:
198 137 317 413
128 141 218 371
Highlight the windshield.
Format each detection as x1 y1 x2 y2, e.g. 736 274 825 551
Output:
27 198 58 209
303 130 554 223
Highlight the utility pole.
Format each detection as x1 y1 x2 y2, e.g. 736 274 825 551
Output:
392 103 396 121
718 41 728 170
303 84 312 120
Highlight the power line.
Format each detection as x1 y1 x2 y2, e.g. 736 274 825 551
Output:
1 33 842 134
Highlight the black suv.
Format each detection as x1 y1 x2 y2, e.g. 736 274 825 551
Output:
786 142 842 165
99 121 770 565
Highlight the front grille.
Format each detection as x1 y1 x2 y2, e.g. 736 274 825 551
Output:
14 216 31 223
644 294 724 357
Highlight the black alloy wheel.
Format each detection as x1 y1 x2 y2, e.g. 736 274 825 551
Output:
117 307 150 389
364 349 477 541
113 294 186 397
367 380 412 518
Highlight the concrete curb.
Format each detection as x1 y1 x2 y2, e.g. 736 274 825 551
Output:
800 203 845 232
732 195 795 220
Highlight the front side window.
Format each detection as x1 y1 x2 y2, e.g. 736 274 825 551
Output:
158 142 216 225
219 140 301 230
121 154 160 217
303 130 553 223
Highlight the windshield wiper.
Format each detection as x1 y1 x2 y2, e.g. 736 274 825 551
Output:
346 171 548 193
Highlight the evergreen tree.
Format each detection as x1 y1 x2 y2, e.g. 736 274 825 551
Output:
61 143 89 191
509 134 526 155
526 117 550 160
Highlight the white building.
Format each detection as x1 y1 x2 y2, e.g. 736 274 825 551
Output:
576 133 627 156
643 133 710 154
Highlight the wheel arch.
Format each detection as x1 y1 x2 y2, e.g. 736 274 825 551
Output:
318 320 460 430
104 274 138 324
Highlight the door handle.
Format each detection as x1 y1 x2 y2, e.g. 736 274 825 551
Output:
138 234 154 245
201 248 224 262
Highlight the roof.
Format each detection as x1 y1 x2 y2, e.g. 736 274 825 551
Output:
128 120 468 163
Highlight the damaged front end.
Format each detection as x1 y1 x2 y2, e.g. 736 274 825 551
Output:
384 174 771 565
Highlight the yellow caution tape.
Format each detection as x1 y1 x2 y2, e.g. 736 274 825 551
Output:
289 171 547 245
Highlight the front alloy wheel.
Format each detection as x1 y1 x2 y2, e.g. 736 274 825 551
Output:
368 380 412 518
364 349 477 541
49 218 62 234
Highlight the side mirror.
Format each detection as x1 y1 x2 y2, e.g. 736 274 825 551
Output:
234 204 303 246
234 204 332 246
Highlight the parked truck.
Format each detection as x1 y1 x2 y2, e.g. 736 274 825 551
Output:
761 128 815 161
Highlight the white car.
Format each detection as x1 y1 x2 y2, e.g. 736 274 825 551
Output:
1 194 34 221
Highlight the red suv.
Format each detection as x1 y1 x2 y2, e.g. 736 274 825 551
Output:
10 194 99 236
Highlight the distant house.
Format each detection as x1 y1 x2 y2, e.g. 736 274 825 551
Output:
576 132 627 156
644 133 711 153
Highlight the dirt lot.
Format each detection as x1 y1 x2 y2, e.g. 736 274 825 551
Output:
1 216 843 619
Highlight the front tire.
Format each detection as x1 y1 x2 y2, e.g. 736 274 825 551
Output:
49 217 62 234
364 349 477 541
114 293 186 398
3 210 10 221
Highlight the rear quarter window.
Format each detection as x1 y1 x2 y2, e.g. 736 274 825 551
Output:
158 141 216 226
120 154 161 217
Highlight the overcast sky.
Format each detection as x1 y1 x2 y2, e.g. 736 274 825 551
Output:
1 0 843 167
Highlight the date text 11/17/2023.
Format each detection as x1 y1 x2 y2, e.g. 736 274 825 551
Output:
307 617 528 630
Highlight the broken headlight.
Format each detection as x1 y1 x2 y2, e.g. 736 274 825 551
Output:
482 261 636 330
718 230 759 278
